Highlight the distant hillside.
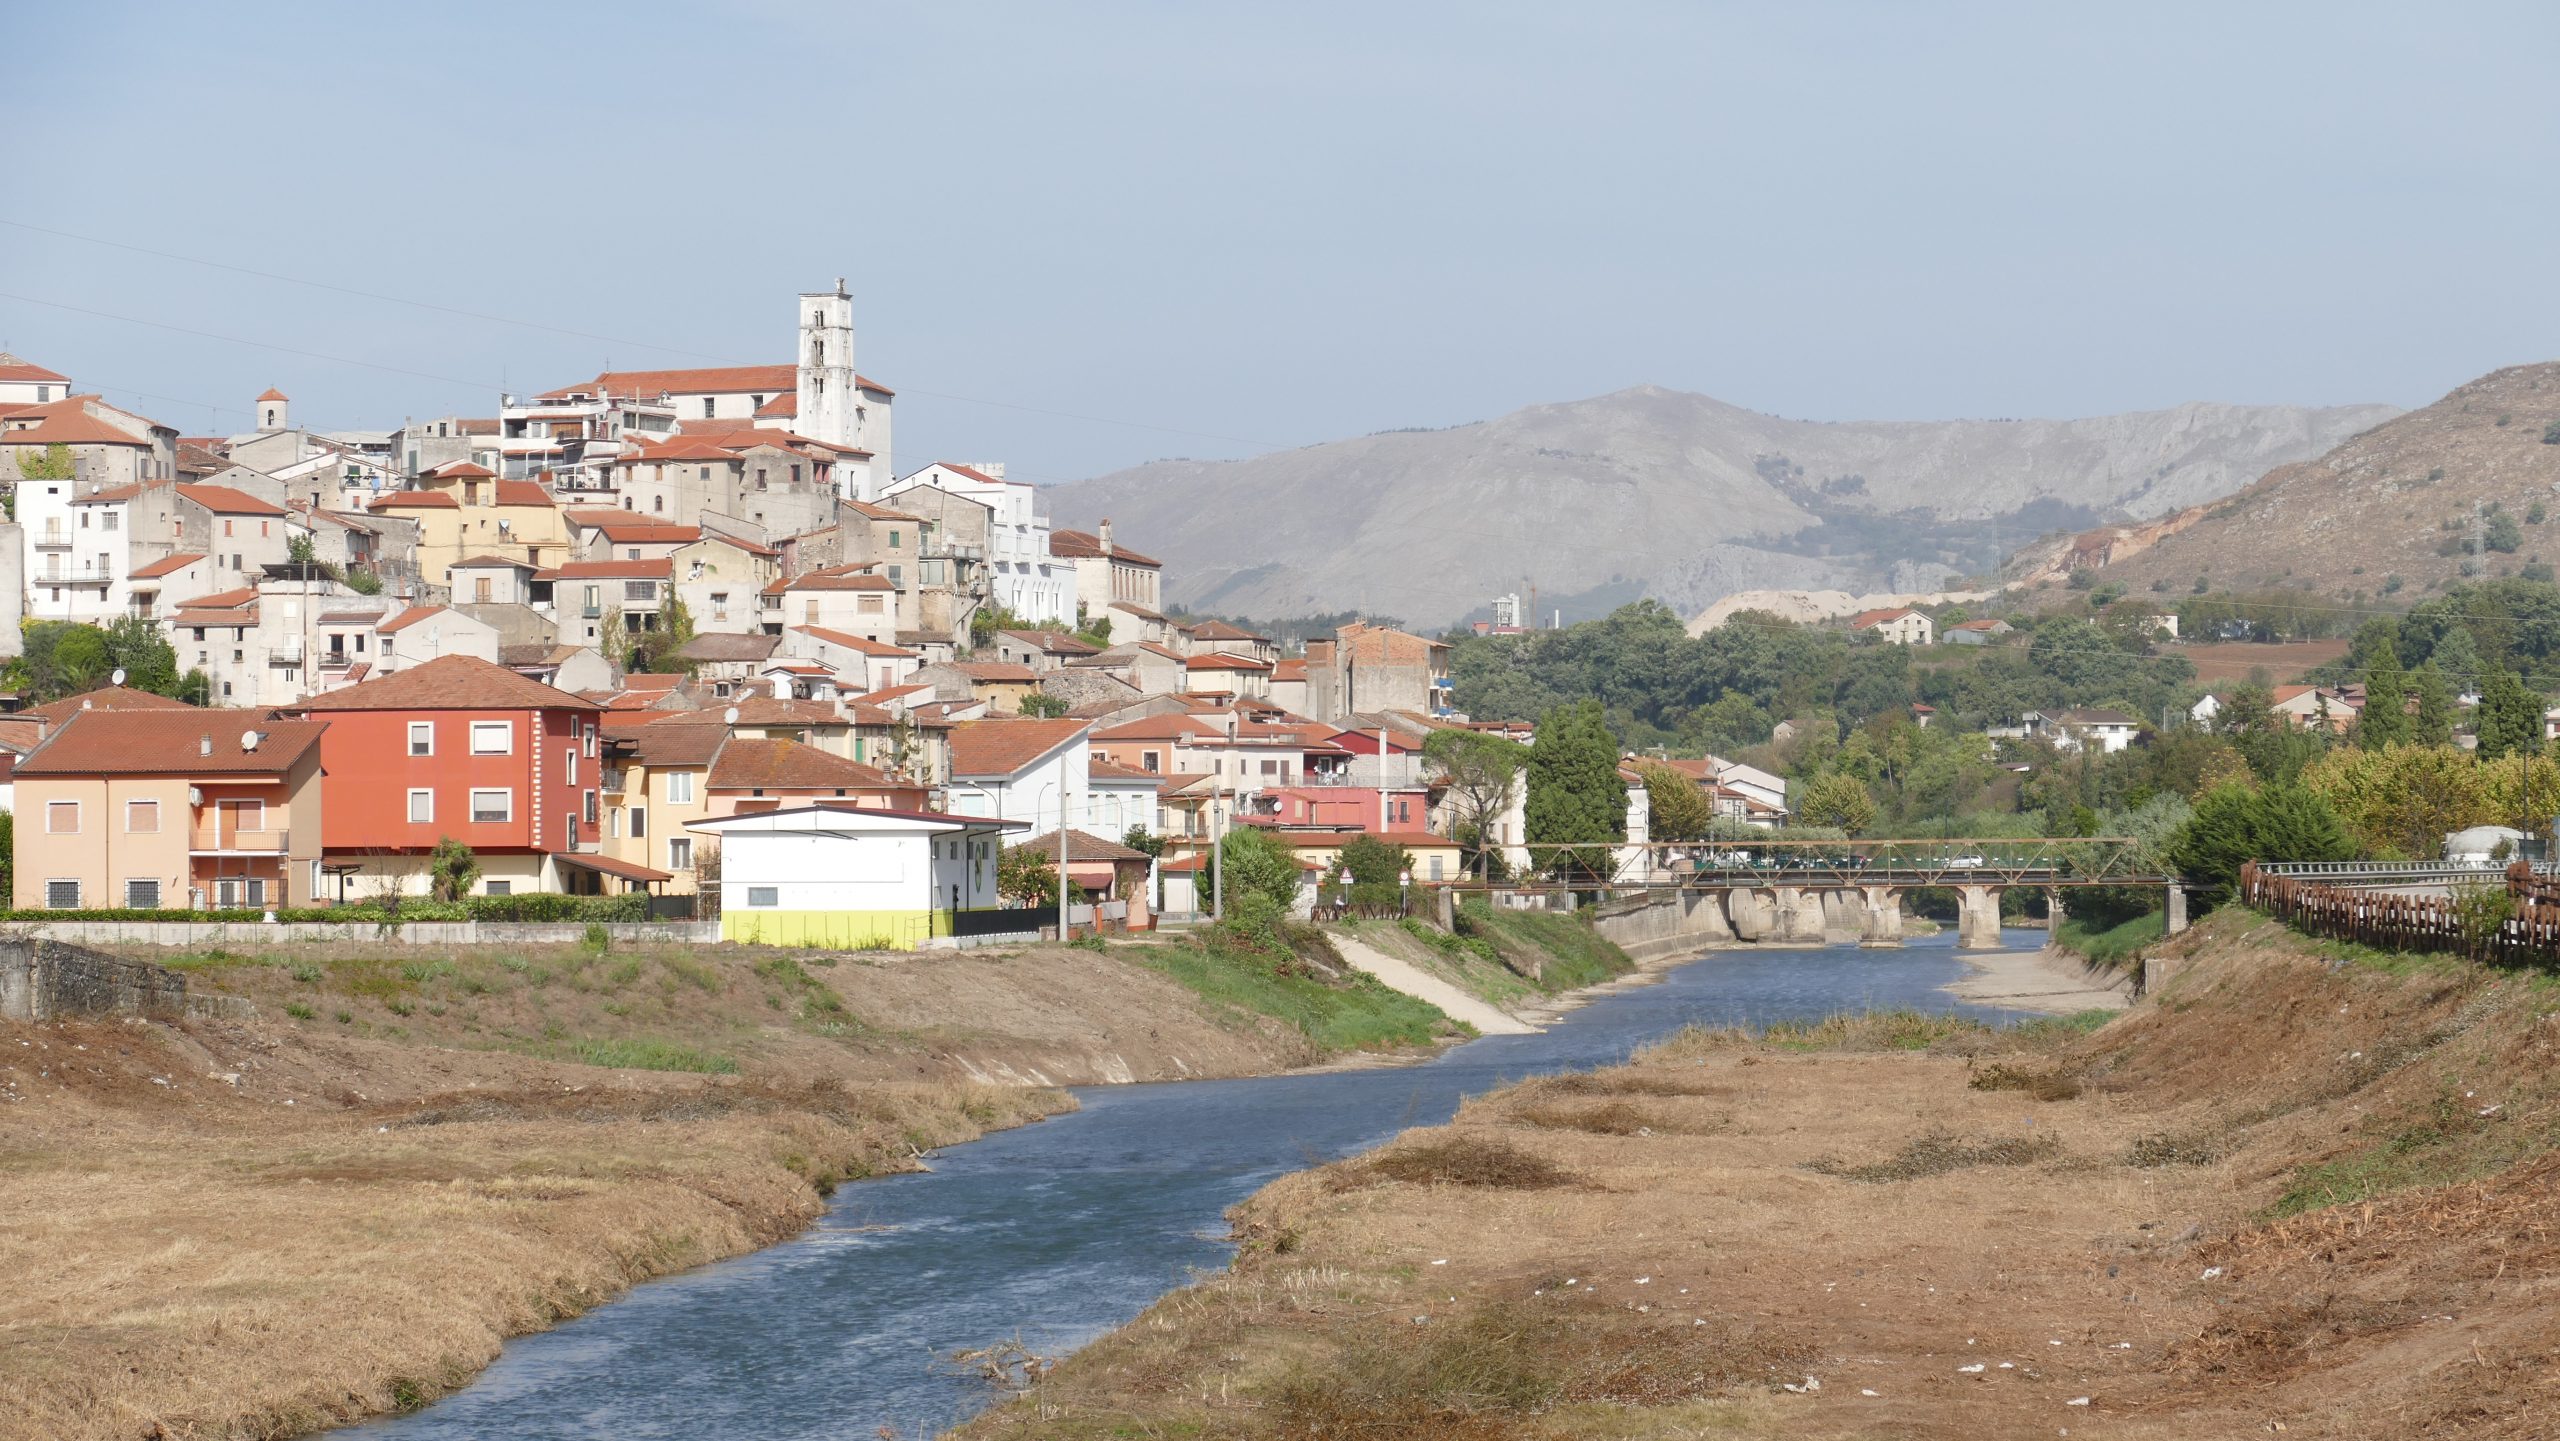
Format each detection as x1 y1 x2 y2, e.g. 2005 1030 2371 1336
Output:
1041 386 2397 629
2089 363 2560 601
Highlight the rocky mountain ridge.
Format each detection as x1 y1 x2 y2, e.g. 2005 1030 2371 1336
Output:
1041 385 2398 628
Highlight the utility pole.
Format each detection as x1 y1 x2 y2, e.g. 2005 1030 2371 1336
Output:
1211 801 1225 921
1377 725 1390 835
1056 776 1071 940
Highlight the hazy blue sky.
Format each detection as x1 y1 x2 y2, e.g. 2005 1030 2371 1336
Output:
6 2 2556 482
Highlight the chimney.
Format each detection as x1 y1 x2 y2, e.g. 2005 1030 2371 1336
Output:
835 276 847 298
1099 518 1114 557
198 734 212 757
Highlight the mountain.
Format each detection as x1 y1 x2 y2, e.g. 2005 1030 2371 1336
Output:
2086 363 2560 601
1041 386 2399 629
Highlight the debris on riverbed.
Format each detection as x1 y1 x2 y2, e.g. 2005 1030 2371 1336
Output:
944 1335 1057 1390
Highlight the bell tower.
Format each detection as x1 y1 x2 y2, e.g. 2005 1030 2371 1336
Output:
256 387 290 432
795 281 859 490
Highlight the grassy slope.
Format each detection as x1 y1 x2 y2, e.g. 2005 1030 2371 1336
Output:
2052 910 2167 966
1339 906 1638 1016
1127 932 1455 1054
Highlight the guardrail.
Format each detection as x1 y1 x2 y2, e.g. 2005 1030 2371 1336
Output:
2253 860 2560 881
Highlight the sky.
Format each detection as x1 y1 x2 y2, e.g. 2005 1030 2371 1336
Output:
5 1 2558 487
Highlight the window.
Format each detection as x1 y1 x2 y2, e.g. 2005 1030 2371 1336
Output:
1428 855 1444 881
408 721 433 756
125 799 159 833
1262 759 1279 776
408 789 434 823
701 398 715 419
747 885 779 908
888 530 900 549
45 801 78 834
470 721 511 754
126 879 161 909
213 877 264 908
668 837 693 871
584 790 598 824
887 565 902 588
469 789 512 823
223 519 235 537
666 772 694 804
485 880 512 896
45 880 80 909
631 807 647 838
565 749 579 785
1142 750 1160 773
102 512 117 533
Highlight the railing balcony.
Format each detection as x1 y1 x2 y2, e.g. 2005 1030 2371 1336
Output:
581 603 602 618
33 531 72 550
269 642 305 665
190 828 289 855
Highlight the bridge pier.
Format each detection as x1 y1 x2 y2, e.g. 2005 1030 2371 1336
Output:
1725 887 1778 942
2044 887 2065 930
2165 883 2187 936
1771 885 1826 943
1956 884 2004 950
1859 885 1903 946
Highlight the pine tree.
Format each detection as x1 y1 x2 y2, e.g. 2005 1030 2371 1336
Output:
1525 699 1625 878
2412 661 2454 747
2355 635 2410 749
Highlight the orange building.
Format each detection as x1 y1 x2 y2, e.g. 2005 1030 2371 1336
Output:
286 655 608 898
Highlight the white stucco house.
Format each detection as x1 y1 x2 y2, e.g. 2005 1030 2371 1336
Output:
883 462 1074 626
689 804 1028 949
1848 607 1935 646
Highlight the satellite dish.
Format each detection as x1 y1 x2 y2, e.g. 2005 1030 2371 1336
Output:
240 729 260 752
724 706 742 725
111 668 126 687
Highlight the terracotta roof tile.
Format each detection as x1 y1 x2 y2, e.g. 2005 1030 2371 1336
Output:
1048 529 1161 566
948 717 1089 778
293 654 599 713
707 737 899 791
128 552 208 580
790 626 917 658
18 708 325 777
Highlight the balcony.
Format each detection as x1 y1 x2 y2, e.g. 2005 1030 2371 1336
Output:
33 530 72 551
269 642 305 665
190 827 290 855
581 603 602 618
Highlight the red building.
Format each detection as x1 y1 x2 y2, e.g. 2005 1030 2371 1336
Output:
286 654 608 898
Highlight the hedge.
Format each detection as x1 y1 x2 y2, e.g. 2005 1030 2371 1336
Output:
1 894 654 925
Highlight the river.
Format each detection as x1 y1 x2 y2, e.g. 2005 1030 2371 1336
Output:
349 928 2039 1439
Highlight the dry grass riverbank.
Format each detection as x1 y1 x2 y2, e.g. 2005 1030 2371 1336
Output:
956 907 2560 1439
0 931 1400 1441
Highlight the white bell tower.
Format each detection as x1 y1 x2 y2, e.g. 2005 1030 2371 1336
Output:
795 281 860 492
256 387 290 432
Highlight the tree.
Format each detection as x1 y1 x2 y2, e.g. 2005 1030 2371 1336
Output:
17 441 76 481
883 711 928 784
2476 668 2544 760
1795 770 1877 833
2354 634 2411 749
2485 509 2524 554
996 846 1061 907
1525 699 1624 878
2169 782 2356 893
1422 728 1526 879
428 837 481 902
629 590 698 675
1635 761 1716 842
102 614 187 697
2412 661 2455 747
2302 744 2499 858
1335 834 1410 909
1214 824 1303 910
1015 691 1071 718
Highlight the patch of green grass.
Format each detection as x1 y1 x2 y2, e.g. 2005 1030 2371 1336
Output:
2054 911 2166 967
658 953 722 993
158 948 265 972
284 1002 315 1021
1454 901 1634 992
538 1036 741 1074
1136 937 1450 1053
2268 1094 2522 1218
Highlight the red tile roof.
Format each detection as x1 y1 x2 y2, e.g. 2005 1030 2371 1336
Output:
174 483 287 516
577 518 700 544
494 479 555 508
17 708 326 777
1848 607 1920 629
128 552 208 580
541 365 896 404
707 737 900 792
1005 828 1154 862
755 393 797 418
0 407 152 447
928 461 1012 486
1048 529 1161 566
26 686 195 725
944 661 1038 683
371 490 459 510
999 629 1100 654
790 626 917 658
1185 651 1274 671
255 387 289 403
948 717 1088 778
768 563 891 593
374 605 450 635
0 355 70 384
293 654 599 713
544 558 673 580
424 460 495 479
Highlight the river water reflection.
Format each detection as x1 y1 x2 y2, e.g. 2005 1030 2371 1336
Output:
351 928 2039 1439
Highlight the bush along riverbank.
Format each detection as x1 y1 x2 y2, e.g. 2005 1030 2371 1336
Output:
956 905 2560 1439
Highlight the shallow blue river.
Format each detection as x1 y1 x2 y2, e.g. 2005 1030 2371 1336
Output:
350 928 2039 1439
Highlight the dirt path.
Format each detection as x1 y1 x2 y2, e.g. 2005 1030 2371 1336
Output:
1333 934 1540 1035
1941 941 2130 1013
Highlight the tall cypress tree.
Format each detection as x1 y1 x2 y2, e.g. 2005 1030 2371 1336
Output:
2411 660 2454 747
2355 635 2410 749
2477 668 2545 760
1525 699 1626 879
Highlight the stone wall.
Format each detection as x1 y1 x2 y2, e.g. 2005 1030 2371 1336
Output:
15 919 722 948
1590 890 1736 962
0 938 246 1022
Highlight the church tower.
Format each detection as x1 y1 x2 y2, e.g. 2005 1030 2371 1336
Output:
256 387 290 432
795 281 859 492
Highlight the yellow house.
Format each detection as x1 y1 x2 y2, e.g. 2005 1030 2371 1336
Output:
1275 829 1468 886
600 721 929 894
373 463 573 588
11 707 329 910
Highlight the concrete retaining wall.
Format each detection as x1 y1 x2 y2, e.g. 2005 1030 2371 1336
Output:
15 919 724 948
0 939 248 1022
1591 891 1736 962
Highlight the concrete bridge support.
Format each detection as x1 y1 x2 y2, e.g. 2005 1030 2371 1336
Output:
2165 883 2188 936
1956 884 2005 950
1771 886 1827 943
1725 887 1779 942
1859 886 1903 946
2044 887 2065 930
